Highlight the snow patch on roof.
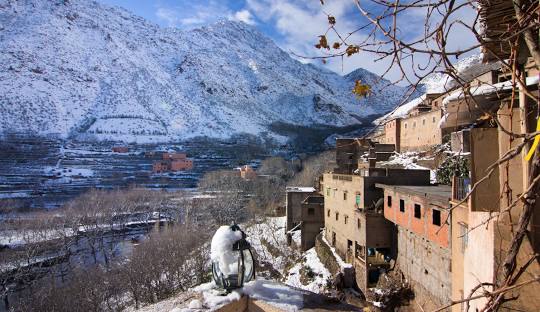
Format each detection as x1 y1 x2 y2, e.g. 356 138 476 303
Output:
286 186 316 193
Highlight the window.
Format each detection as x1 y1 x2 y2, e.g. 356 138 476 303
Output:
343 191 347 200
422 119 426 125
414 204 421 219
432 116 436 123
432 209 441 226
413 121 416 128
335 212 339 221
459 223 468 253
308 208 315 215
357 218 361 229
355 194 361 205
344 215 348 224
347 240 353 252
387 195 392 207
404 123 408 129
399 199 405 212
327 209 330 217
326 187 330 196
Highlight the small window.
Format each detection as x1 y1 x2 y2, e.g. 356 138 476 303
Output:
432 209 441 226
335 212 339 221
399 199 405 212
422 119 426 125
459 223 468 253
355 194 361 205
343 192 347 201
432 116 436 123
327 209 330 217
387 196 392 207
326 188 330 196
404 123 408 129
308 208 315 215
413 122 416 128
344 215 348 224
357 218 361 229
414 204 421 219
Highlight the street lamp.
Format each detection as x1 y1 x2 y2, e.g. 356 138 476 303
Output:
211 224 255 292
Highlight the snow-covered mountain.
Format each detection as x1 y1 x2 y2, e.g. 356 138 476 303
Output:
0 0 409 143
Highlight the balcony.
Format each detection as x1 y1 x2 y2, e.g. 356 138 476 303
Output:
452 176 471 201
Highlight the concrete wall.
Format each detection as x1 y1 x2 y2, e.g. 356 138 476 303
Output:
450 203 468 312
469 128 500 212
397 227 452 310
463 211 495 311
382 186 451 248
399 109 443 152
383 119 401 151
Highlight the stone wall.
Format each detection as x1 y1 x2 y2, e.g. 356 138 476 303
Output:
396 227 452 310
314 234 355 288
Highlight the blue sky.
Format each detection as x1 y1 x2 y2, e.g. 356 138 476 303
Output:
96 0 478 81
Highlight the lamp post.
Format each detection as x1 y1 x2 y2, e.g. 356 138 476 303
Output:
211 224 255 292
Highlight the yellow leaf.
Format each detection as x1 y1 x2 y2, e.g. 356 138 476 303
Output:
352 80 371 99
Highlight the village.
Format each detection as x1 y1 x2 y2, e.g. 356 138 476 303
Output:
283 54 539 311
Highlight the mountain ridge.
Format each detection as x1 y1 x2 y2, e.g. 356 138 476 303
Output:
0 0 410 143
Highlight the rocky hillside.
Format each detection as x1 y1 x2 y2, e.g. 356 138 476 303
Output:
0 0 409 143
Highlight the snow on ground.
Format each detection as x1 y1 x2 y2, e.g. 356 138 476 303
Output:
242 279 304 311
244 216 299 275
379 152 437 183
195 280 304 311
133 279 305 312
284 248 331 293
44 166 95 178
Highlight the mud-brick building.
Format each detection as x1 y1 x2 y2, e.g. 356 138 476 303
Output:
322 155 431 293
298 194 325 251
152 153 193 173
445 58 540 310
285 187 324 250
378 183 453 310
382 93 446 152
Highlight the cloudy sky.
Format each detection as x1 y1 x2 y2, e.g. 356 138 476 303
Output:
97 0 478 82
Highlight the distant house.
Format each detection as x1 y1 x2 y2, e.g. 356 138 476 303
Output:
112 146 129 153
239 165 257 180
152 152 193 173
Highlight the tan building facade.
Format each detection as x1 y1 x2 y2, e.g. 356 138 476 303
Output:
322 167 430 292
399 109 444 152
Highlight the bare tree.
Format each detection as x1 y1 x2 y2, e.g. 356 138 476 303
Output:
305 1 539 311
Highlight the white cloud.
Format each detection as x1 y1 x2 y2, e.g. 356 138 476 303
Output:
246 0 479 85
155 7 179 27
231 9 256 25
155 1 233 29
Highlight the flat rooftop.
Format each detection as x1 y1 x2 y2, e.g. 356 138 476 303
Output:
375 183 452 202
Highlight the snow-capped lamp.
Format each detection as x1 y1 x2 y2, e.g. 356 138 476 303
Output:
211 224 255 292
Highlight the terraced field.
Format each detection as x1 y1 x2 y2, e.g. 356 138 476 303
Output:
0 135 268 208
